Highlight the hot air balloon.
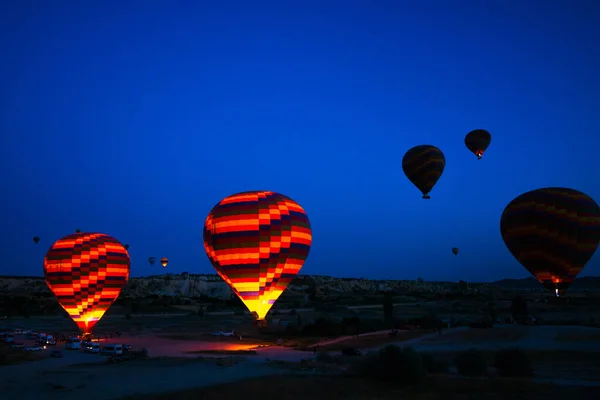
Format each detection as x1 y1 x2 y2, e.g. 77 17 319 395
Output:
452 247 459 256
203 191 312 323
500 188 600 297
44 232 130 334
124 244 130 250
33 236 40 244
160 257 168 267
402 145 446 199
148 257 156 266
465 129 491 160
75 229 81 233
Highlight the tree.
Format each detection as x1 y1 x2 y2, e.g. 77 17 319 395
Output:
383 292 394 323
510 296 528 322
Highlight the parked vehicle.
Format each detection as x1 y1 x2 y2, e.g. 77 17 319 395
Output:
50 350 63 358
25 346 43 352
84 343 101 353
101 344 123 356
65 338 81 350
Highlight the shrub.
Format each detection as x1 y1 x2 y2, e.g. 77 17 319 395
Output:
421 353 448 373
355 345 427 384
494 348 533 377
316 352 335 363
454 348 487 377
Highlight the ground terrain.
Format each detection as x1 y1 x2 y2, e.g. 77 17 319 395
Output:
1 274 600 399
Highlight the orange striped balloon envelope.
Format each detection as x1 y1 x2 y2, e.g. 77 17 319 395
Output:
203 191 312 321
44 232 130 334
500 188 600 297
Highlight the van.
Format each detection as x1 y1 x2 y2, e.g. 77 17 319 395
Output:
101 345 123 356
85 343 101 353
65 338 81 350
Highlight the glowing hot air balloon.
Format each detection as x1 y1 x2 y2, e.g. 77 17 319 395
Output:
500 188 600 297
44 232 130 334
203 191 312 322
148 257 156 266
465 129 492 160
402 145 445 199
160 257 168 267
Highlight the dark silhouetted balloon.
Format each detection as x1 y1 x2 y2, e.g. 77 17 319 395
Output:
465 129 491 160
33 236 40 244
124 244 130 250
500 187 600 297
75 229 81 233
402 145 446 199
452 247 459 256
148 257 156 266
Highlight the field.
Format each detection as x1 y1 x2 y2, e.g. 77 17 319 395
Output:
2 277 600 399
123 375 600 400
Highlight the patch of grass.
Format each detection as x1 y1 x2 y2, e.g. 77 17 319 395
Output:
0 347 45 365
554 331 600 342
184 349 257 355
424 326 527 343
119 375 600 400
318 329 430 351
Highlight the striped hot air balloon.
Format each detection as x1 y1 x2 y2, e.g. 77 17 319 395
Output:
500 188 600 297
160 257 168 267
402 145 446 199
43 232 130 334
203 191 312 322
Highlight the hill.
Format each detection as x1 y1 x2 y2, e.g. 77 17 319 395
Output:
1 274 599 299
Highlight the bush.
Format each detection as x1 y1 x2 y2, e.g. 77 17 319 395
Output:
421 353 448 373
316 352 335 363
454 348 487 377
494 348 533 377
355 345 427 384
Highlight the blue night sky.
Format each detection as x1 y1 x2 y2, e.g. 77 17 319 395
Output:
1 0 599 282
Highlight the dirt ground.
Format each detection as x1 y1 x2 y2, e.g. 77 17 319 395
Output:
3 315 600 400
120 375 600 400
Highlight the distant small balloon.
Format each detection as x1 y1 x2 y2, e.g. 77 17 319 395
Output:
75 229 81 233
160 257 168 268
452 247 459 256
465 129 491 160
33 236 40 244
124 244 130 250
148 257 156 266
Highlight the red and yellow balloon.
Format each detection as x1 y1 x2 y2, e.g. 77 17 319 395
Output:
203 191 312 321
44 232 130 334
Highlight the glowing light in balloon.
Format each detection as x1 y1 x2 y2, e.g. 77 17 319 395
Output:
203 191 312 321
160 257 168 267
44 232 130 334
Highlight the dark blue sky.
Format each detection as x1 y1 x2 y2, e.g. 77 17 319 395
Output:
1 0 599 281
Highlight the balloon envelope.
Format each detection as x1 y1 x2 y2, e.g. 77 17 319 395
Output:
465 129 491 159
33 236 40 244
203 191 312 321
44 232 130 334
160 257 168 267
402 145 445 199
452 247 459 255
500 187 600 296
148 257 156 266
